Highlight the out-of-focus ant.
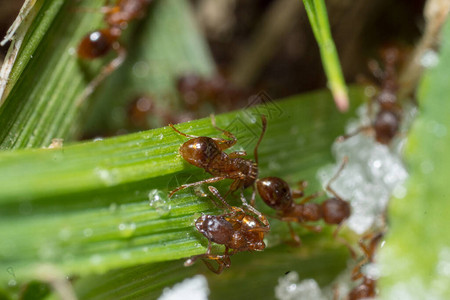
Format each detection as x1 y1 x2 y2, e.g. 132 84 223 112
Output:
347 231 384 300
77 0 153 101
339 47 402 144
168 115 267 207
185 186 270 274
256 158 351 247
177 73 248 113
127 95 194 130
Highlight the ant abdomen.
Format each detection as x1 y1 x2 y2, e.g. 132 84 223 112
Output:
374 110 401 144
321 197 350 224
77 29 118 59
256 177 292 210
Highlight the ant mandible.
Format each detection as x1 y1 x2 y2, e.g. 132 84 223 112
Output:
347 231 384 300
339 47 402 145
77 0 153 101
168 115 267 207
184 186 270 274
256 157 351 246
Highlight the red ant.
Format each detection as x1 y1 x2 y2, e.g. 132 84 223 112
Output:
168 115 267 207
339 47 402 144
255 158 351 247
127 95 194 130
347 231 384 300
177 73 247 113
77 0 153 101
185 186 270 274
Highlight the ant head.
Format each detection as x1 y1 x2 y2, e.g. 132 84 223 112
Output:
179 137 221 169
374 110 400 144
256 177 292 210
322 197 351 224
195 215 234 245
77 29 116 59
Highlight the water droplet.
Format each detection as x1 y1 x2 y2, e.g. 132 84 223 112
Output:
420 160 434 174
420 49 439 68
364 85 377 98
8 279 16 287
59 228 72 241
38 244 56 259
83 228 93 237
392 184 407 199
93 137 104 142
94 167 117 186
268 161 281 171
118 222 136 237
158 133 164 140
109 202 117 212
133 61 149 78
148 189 171 216
90 254 103 265
67 47 76 55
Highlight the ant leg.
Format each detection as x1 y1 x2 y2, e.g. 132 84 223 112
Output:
228 151 247 158
253 115 267 165
300 223 322 233
239 190 250 206
336 126 372 142
298 192 322 204
223 179 241 199
208 186 233 210
291 180 308 198
201 258 224 274
287 222 302 246
201 248 232 274
210 114 237 150
250 185 257 206
169 176 227 198
326 156 348 199
76 44 127 107
241 197 270 228
169 123 198 139
333 223 356 259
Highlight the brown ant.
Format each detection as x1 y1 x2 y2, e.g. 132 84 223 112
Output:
339 47 402 145
347 231 384 300
127 95 194 130
255 158 351 247
177 73 248 113
185 186 270 274
77 0 153 101
168 115 267 207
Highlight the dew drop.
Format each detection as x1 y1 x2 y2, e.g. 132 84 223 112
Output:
58 228 72 241
120 252 131 260
90 254 103 265
133 61 149 78
8 279 17 287
420 49 439 68
109 202 118 212
118 222 136 237
148 189 171 216
83 228 93 237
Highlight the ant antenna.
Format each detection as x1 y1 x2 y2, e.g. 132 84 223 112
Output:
326 156 348 199
254 115 267 165
208 186 234 211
